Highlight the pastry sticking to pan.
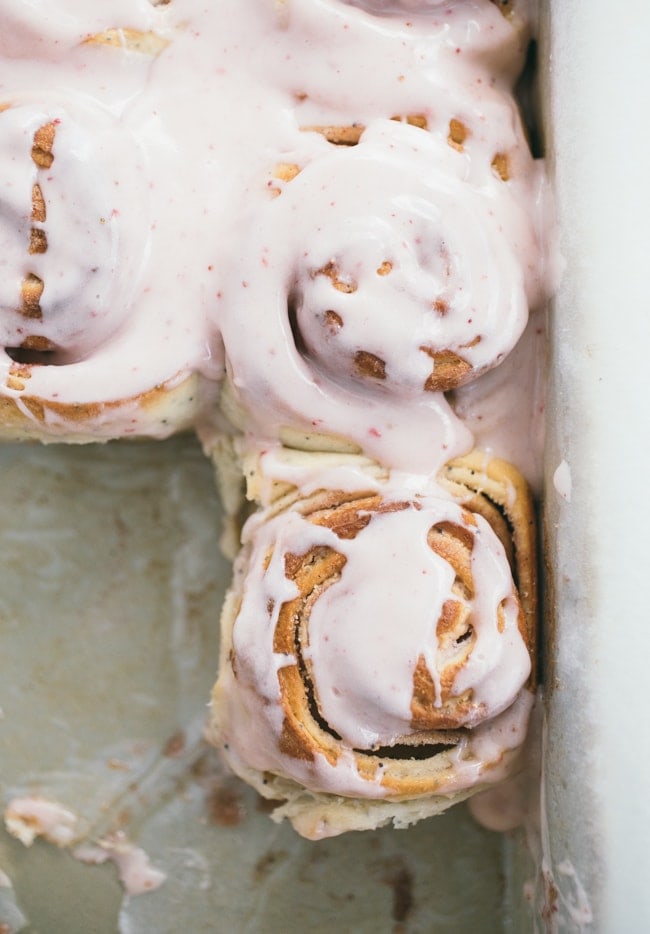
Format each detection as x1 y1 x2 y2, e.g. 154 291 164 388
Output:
209 453 537 839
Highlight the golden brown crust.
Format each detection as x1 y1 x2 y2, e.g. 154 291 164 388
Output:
439 450 538 685
81 28 170 57
31 121 55 168
17 121 55 322
491 151 511 181
447 118 469 152
0 371 209 441
489 0 517 18
300 114 428 147
422 348 473 393
301 123 366 146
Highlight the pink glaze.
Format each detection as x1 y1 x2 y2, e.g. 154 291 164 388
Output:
0 0 551 460
219 490 532 797
74 833 166 896
0 0 554 816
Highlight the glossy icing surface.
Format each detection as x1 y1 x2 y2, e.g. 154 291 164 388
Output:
217 488 533 799
0 0 551 465
0 0 554 834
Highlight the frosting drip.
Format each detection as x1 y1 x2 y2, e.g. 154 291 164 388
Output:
220 120 541 472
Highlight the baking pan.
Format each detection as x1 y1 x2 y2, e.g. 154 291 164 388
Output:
2 1 647 930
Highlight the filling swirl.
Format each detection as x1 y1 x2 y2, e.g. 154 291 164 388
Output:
221 489 534 800
220 121 543 470
0 99 147 366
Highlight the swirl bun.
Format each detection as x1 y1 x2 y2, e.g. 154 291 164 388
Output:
0 93 221 440
210 454 537 838
220 121 542 469
291 133 532 394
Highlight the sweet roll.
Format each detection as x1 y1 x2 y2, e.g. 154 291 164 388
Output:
210 454 537 838
0 74 220 440
220 115 547 474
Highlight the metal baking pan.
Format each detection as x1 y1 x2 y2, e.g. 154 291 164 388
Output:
2 1 647 930
0 437 519 932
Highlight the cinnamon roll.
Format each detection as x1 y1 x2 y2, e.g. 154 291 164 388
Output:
219 118 545 473
209 454 537 838
0 94 220 440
